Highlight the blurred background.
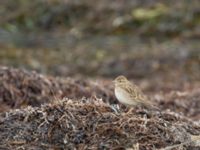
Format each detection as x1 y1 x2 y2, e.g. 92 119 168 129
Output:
0 0 200 82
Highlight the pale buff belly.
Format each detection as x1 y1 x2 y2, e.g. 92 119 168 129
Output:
115 87 138 106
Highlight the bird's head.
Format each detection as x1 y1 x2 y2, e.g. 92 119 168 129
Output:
113 75 128 86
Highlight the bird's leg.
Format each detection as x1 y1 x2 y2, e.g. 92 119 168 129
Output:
126 107 134 114
110 104 121 114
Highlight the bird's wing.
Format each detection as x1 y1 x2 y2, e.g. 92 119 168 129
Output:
124 82 159 110
125 82 145 99
126 82 154 105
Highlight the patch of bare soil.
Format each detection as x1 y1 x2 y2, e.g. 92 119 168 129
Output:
0 67 200 149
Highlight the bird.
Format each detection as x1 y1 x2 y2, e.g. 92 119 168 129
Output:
113 75 158 112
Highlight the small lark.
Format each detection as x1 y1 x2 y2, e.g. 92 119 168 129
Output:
113 75 158 111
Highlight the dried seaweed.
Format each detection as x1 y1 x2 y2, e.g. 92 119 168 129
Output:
0 67 115 112
0 98 199 150
155 90 200 120
0 67 200 149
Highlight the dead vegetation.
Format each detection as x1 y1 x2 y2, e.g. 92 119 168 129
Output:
0 67 114 112
0 67 200 149
0 98 199 150
1 66 200 120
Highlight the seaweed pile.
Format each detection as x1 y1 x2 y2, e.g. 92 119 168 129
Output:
0 98 199 149
0 67 115 112
157 90 200 120
0 66 200 149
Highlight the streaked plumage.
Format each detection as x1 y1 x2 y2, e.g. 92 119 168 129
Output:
113 75 157 109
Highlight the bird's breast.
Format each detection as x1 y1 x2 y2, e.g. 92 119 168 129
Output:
114 87 137 106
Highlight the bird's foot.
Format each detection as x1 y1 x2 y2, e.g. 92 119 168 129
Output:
135 107 152 118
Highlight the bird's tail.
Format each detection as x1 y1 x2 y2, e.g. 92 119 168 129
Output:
142 99 160 111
